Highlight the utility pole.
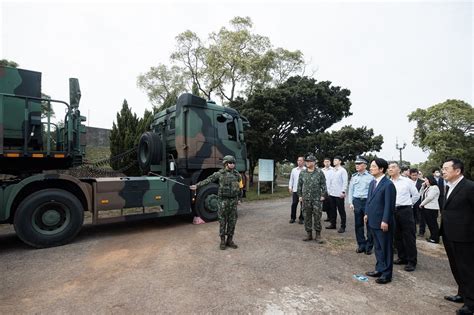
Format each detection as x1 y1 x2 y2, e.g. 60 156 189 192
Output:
396 139 407 165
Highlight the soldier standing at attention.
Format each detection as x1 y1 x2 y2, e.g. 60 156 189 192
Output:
190 155 241 250
298 155 327 244
348 156 374 255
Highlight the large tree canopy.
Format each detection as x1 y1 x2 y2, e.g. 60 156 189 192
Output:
296 125 384 163
231 76 360 176
137 16 305 110
408 99 473 178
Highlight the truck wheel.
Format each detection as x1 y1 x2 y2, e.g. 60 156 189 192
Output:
13 189 84 248
195 183 219 222
138 132 162 173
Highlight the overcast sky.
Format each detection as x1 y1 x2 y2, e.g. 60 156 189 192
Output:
1 0 472 163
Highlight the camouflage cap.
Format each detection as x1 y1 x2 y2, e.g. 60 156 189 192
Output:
223 155 236 164
305 155 316 162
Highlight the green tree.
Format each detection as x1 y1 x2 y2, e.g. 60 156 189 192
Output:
408 99 474 179
0 59 19 67
296 125 384 164
136 64 186 110
138 16 305 106
232 76 353 181
110 99 140 175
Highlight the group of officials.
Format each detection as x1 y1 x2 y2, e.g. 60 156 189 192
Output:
190 153 472 314
288 156 474 315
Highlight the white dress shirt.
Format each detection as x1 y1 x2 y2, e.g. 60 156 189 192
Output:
327 166 348 197
391 176 420 206
446 175 464 200
289 166 305 192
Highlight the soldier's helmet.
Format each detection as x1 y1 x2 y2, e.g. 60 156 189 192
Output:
223 155 236 164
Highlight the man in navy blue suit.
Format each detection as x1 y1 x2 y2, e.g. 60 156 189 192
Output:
364 158 396 284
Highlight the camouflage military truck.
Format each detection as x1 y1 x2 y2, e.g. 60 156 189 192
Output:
0 66 248 248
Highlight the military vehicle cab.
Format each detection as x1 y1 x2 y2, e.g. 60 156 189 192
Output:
137 93 248 221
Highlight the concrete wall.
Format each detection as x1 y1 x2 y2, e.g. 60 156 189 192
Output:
86 126 110 147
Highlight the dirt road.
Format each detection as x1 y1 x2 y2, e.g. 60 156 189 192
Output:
0 198 458 314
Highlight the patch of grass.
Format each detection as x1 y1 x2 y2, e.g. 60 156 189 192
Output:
243 184 290 201
85 146 111 163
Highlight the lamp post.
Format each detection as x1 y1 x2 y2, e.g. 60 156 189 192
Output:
396 140 407 165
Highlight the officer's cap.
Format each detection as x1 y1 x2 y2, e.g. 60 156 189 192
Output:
355 156 369 164
305 155 316 162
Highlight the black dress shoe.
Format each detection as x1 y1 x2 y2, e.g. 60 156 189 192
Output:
298 219 304 224
365 249 373 255
356 248 365 253
325 225 336 229
445 295 464 303
404 264 416 272
289 219 295 224
375 277 392 284
456 305 474 315
337 227 345 233
426 238 439 244
393 258 408 265
366 271 382 277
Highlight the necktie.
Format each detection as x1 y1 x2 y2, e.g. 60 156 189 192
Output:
444 186 450 207
371 180 377 193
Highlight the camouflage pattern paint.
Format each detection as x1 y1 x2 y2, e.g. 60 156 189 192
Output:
0 173 92 222
0 66 86 174
150 93 247 177
94 176 191 217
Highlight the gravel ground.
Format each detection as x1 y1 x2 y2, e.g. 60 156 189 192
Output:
0 198 458 314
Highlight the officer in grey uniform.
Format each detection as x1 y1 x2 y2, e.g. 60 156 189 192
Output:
348 156 374 254
297 155 327 244
190 155 241 250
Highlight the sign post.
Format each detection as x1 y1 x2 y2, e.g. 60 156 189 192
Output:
258 159 274 196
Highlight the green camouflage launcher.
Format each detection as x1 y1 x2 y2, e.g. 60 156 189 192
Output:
0 66 248 248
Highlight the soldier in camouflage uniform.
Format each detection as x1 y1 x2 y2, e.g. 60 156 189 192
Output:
297 155 327 244
190 155 242 250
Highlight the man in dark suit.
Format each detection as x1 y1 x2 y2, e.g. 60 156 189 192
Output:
441 158 474 315
410 168 425 236
433 168 445 210
364 158 396 284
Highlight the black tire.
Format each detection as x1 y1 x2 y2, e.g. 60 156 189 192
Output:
13 189 84 248
138 132 162 173
195 183 219 222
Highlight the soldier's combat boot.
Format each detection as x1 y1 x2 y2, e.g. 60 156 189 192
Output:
226 235 238 249
303 232 313 241
314 231 325 244
220 236 226 250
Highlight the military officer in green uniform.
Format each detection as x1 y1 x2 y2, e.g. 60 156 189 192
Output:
190 155 241 250
297 155 327 244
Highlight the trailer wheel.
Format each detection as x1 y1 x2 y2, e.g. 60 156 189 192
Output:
14 189 84 248
138 132 162 173
195 183 219 222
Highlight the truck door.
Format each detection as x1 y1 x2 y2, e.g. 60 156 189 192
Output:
185 107 216 170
